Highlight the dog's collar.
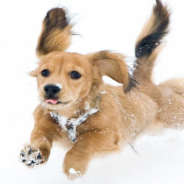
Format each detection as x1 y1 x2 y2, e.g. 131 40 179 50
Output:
50 108 99 142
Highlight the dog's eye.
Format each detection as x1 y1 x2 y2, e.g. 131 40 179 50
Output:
70 71 81 79
41 69 50 77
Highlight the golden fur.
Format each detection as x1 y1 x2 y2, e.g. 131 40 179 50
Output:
20 0 184 178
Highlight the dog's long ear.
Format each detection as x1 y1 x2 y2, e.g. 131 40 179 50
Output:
29 67 39 77
86 51 136 93
36 8 72 58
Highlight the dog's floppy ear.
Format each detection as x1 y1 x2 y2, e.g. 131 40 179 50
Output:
36 8 72 58
29 68 39 77
86 51 136 93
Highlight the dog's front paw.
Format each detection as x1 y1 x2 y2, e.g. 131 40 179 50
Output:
20 145 46 167
64 166 82 180
68 168 81 179
63 151 89 179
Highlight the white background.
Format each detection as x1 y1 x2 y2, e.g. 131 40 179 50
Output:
1 0 184 183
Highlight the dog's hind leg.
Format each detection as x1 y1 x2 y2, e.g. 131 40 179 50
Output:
155 78 184 129
155 86 184 129
36 8 72 58
159 78 184 96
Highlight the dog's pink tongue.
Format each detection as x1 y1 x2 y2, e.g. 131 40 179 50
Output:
46 99 58 104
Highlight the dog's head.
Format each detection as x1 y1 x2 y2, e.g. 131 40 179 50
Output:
31 8 136 110
30 51 136 110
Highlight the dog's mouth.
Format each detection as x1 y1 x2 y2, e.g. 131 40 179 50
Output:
45 99 69 105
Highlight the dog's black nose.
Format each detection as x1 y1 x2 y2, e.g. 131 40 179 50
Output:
44 85 61 97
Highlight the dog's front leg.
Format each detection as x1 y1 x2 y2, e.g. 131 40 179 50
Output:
63 131 119 178
20 106 62 167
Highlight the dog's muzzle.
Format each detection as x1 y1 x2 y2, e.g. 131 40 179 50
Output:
44 84 61 99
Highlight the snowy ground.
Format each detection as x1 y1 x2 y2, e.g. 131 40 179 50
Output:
1 0 184 183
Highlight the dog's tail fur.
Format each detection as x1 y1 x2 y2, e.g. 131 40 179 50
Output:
133 0 170 82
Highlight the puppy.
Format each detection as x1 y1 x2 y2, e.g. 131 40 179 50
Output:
20 0 184 178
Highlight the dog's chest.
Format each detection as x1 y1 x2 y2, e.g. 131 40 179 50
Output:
50 108 99 142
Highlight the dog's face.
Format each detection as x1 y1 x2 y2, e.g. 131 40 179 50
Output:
31 52 94 110
30 51 135 110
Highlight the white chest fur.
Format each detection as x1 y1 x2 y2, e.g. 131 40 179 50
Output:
50 108 99 142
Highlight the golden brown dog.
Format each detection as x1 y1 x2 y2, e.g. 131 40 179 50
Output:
20 0 184 178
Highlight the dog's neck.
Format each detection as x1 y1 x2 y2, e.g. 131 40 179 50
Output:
50 107 99 142
51 95 100 118
48 94 101 142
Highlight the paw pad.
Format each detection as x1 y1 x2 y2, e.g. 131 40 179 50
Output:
20 146 45 167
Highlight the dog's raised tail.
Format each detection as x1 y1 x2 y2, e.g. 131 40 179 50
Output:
134 0 170 81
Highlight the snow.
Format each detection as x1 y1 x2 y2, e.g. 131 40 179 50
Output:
1 0 184 184
69 168 80 175
124 56 137 76
84 101 90 110
50 111 68 130
55 83 62 90
100 91 107 94
50 107 99 142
